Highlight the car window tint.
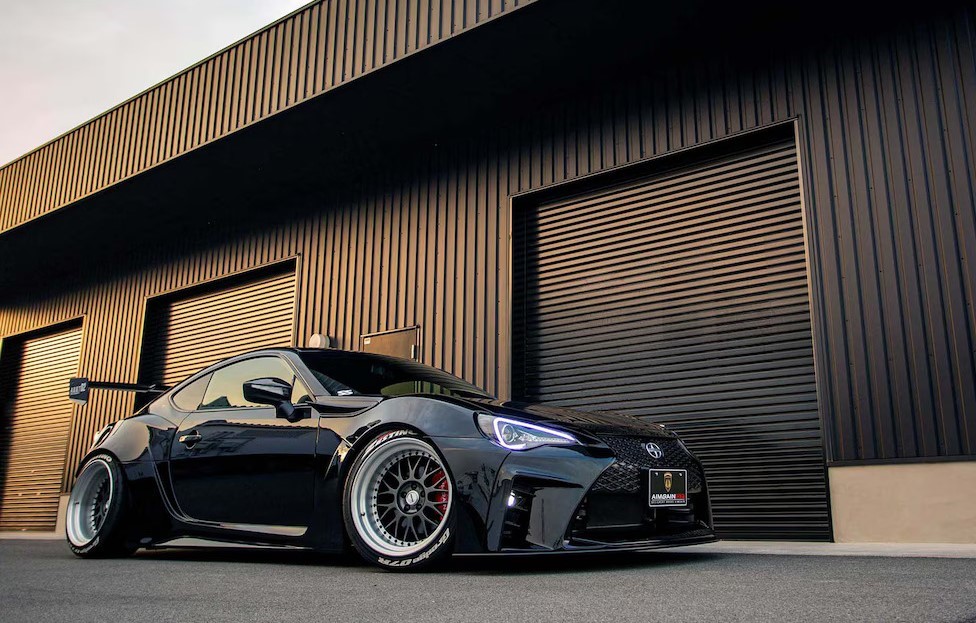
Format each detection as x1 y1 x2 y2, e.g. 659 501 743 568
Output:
172 373 212 411
200 357 300 409
380 380 453 397
298 352 492 399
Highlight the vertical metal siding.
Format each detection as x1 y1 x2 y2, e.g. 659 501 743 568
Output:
0 0 535 234
0 6 972 512
796 11 976 462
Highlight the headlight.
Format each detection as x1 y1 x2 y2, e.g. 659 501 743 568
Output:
477 414 578 450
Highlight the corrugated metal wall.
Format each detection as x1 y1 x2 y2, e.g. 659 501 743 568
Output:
0 5 973 502
800 11 976 462
0 0 534 234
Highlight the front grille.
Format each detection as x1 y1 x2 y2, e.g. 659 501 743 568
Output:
591 461 641 493
591 436 703 493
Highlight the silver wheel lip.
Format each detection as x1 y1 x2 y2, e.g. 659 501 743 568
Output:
66 457 114 547
349 436 452 558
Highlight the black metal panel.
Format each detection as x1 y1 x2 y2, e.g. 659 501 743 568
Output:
513 140 830 540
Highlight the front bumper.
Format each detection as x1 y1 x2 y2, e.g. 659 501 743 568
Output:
483 435 715 553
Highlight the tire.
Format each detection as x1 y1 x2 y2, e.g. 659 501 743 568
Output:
65 454 133 558
343 429 456 570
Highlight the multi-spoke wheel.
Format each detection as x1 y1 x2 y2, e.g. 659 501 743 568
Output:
66 454 131 557
344 430 456 569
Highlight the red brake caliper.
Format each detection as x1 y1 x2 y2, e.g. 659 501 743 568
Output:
430 469 449 516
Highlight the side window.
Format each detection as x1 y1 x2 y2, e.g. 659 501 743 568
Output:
200 357 302 410
172 373 212 411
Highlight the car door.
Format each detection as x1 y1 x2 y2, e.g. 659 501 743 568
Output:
168 355 317 530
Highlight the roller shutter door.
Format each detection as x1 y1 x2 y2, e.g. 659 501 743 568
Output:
513 141 830 540
0 328 83 531
141 271 297 387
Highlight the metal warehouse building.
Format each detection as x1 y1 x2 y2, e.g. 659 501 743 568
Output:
1 0 974 543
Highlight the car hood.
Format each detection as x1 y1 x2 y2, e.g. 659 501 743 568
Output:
459 397 674 439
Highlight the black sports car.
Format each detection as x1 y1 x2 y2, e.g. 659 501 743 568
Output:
65 348 715 569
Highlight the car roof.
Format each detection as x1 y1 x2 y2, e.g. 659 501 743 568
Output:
237 347 422 366
254 347 397 357
180 347 419 382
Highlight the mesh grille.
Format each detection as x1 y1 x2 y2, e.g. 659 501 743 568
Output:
592 437 703 493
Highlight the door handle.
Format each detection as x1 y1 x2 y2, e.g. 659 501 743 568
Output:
179 432 202 447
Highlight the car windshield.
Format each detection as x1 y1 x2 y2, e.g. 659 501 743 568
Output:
297 352 493 399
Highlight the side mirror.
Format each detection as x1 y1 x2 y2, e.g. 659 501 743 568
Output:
242 377 301 421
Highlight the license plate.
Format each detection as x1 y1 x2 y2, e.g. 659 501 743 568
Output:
648 469 688 507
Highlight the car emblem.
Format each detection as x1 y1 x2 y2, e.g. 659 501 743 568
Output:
664 471 673 492
645 442 664 459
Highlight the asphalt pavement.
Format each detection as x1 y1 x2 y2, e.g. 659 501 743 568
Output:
1 540 975 623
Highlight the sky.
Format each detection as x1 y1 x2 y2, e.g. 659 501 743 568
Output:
0 0 312 166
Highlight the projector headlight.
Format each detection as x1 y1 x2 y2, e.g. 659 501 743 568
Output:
477 414 578 451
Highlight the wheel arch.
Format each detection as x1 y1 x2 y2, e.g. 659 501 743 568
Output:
74 447 124 479
338 422 437 490
74 413 172 478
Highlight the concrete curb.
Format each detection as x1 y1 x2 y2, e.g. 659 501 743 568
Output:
684 540 976 559
0 532 64 541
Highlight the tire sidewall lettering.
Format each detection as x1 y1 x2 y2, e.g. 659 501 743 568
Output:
376 528 451 567
77 535 100 554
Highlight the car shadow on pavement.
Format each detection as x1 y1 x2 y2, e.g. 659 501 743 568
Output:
136 546 355 567
447 550 723 575
135 545 722 574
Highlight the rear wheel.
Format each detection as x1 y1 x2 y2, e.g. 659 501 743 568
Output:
343 430 455 570
66 454 132 558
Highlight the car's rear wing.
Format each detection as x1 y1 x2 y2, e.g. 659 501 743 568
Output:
69 377 169 406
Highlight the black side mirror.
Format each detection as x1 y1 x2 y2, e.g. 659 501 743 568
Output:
242 377 301 421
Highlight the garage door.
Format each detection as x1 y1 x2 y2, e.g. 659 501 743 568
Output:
141 270 297 387
0 327 83 531
512 140 830 540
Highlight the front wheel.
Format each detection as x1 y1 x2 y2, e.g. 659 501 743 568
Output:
65 454 132 557
343 430 456 570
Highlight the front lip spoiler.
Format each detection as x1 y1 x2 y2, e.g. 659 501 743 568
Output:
456 531 718 556
563 530 718 552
